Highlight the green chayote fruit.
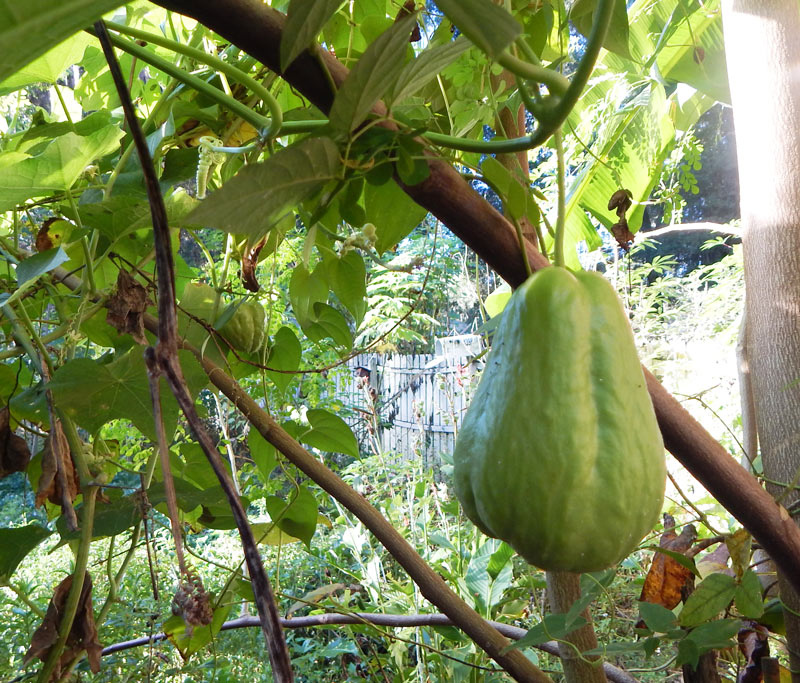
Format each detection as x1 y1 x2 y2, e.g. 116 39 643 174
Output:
454 267 666 573
220 300 266 354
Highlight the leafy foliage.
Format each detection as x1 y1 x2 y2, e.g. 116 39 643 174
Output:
0 0 760 681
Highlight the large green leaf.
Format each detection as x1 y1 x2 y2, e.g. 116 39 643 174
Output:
571 0 630 59
0 127 124 210
56 490 140 545
265 326 302 395
609 0 729 103
185 136 342 238
558 78 674 264
0 524 51 581
15 247 69 286
679 572 737 627
48 349 206 442
0 0 125 83
248 429 277 481
265 485 319 547
1 32 93 90
435 0 522 59
734 569 765 619
329 251 367 326
387 36 471 105
304 302 353 350
289 263 328 327
364 180 427 254
302 408 359 458
464 540 515 613
328 14 416 133
281 0 345 71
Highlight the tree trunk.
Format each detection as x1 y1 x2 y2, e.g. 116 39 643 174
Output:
722 1 800 677
546 572 607 683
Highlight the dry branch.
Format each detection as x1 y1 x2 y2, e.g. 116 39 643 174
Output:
100 612 638 683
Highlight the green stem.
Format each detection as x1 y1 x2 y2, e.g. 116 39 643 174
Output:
64 187 95 295
90 29 273 133
553 128 566 268
106 21 283 138
58 416 93 485
88 29 569 156
4 581 46 618
52 83 75 125
36 487 98 683
97 523 142 623
424 129 550 153
549 0 615 127
496 52 569 95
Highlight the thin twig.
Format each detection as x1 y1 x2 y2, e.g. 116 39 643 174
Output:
92 19 293 682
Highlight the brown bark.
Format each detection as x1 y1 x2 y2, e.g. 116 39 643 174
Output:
150 0 800 599
722 1 800 678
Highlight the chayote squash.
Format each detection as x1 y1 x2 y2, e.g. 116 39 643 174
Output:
219 300 266 354
454 267 665 573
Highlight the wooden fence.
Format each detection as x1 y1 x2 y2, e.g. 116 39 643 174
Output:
332 337 484 468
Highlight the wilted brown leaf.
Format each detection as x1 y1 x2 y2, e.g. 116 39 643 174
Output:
0 406 31 477
241 237 266 292
35 218 66 252
35 422 79 530
738 621 769 683
106 270 149 344
24 573 102 679
639 515 697 617
394 0 421 41
607 188 633 217
611 219 636 251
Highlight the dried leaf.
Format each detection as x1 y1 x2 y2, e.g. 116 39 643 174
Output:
639 515 697 619
607 188 633 216
25 573 102 679
737 620 769 683
241 236 266 293
394 0 421 42
35 423 79 530
611 218 635 251
0 405 31 477
287 582 363 616
696 543 732 580
35 218 65 252
106 270 149 344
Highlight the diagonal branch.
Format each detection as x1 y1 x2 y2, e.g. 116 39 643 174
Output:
152 0 800 589
92 20 294 682
154 318 552 681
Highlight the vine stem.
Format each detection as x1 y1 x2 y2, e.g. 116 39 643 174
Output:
35 487 98 683
92 19 294 682
105 20 283 138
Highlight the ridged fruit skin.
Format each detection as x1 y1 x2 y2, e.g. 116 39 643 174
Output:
220 300 266 354
454 267 666 573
